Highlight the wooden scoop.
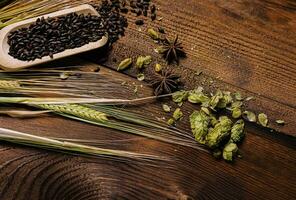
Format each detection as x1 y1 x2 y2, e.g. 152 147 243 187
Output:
0 4 108 71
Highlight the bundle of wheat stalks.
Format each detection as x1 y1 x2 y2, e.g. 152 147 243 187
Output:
0 66 206 163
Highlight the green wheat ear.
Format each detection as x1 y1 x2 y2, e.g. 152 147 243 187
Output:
0 80 108 122
37 104 108 122
0 80 21 89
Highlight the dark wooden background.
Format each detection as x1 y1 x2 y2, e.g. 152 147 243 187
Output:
0 0 295 199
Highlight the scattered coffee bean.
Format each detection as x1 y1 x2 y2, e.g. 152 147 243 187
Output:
158 27 165 33
151 13 156 20
8 0 158 61
135 19 144 25
151 4 156 13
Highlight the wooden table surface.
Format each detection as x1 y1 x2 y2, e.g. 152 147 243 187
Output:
0 0 295 199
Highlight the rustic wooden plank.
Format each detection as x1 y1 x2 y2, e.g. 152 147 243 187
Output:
0 64 295 199
0 0 296 199
84 0 296 136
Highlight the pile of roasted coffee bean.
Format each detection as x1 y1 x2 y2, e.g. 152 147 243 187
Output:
130 0 157 21
95 0 157 27
95 0 128 43
8 13 105 61
8 0 157 61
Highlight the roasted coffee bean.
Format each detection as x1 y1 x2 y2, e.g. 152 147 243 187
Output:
151 4 156 13
120 7 129 13
135 19 144 25
136 9 142 16
151 13 156 21
143 10 148 16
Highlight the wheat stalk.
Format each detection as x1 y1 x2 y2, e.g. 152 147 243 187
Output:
0 127 169 162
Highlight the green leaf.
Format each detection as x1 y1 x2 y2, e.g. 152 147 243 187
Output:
137 73 145 81
167 118 175 126
231 101 243 108
258 113 268 127
245 96 254 101
234 92 243 101
173 108 183 121
209 90 224 110
232 107 242 119
216 91 233 109
210 115 218 127
201 107 210 115
188 87 210 105
243 111 256 122
276 120 285 125
172 90 188 103
155 46 166 54
162 104 171 112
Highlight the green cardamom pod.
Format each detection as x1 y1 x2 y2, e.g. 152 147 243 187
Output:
148 28 159 40
117 58 132 71
136 56 152 69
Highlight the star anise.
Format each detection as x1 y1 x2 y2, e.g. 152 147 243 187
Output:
150 70 180 96
157 35 185 64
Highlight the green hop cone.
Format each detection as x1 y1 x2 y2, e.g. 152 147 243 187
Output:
230 120 245 143
223 143 238 162
189 110 210 144
206 116 233 149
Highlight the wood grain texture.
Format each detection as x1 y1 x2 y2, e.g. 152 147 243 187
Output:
0 0 296 199
90 0 296 136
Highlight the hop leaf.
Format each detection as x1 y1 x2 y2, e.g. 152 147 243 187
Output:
258 113 268 127
244 111 256 122
188 87 210 106
172 90 188 103
173 108 183 121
